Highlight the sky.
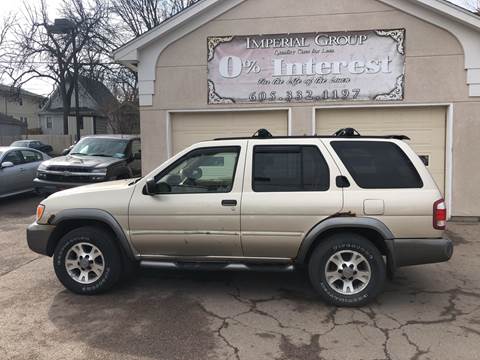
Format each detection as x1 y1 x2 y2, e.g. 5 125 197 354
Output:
0 0 475 96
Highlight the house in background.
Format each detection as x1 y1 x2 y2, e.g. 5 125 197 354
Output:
0 84 45 132
0 113 26 136
39 76 118 136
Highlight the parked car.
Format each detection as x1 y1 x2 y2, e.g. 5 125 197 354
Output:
0 146 51 199
26 128 452 307
10 140 53 155
34 135 141 193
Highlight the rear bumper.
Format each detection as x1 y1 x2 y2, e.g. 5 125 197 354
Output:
26 222 55 256
389 237 453 267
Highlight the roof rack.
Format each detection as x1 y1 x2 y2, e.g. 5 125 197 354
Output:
214 128 410 141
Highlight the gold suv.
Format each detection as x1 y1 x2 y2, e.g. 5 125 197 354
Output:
27 129 452 307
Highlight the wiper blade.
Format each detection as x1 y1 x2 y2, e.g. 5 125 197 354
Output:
89 154 111 157
129 177 143 185
69 152 86 156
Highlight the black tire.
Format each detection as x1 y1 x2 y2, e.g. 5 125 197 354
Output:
308 232 386 307
53 226 122 295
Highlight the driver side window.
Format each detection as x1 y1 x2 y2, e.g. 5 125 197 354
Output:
155 147 240 194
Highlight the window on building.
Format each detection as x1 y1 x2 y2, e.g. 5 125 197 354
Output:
253 145 330 192
331 141 423 189
46 117 52 129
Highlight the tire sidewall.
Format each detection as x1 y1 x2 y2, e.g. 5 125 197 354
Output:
309 234 386 307
54 227 120 294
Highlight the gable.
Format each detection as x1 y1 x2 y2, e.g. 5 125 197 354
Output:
113 0 480 105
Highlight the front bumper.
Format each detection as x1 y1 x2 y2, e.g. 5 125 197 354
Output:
390 237 453 267
26 222 56 256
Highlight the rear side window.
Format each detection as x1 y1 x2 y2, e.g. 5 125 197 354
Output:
253 145 330 192
331 141 423 189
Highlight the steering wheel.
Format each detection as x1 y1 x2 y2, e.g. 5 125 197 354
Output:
180 167 203 186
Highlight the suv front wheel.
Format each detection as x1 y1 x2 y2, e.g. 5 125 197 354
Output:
308 232 386 307
53 226 122 294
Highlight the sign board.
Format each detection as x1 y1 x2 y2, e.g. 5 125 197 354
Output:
207 29 405 104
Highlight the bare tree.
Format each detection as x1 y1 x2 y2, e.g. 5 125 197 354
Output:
0 13 16 83
6 0 109 134
110 0 200 38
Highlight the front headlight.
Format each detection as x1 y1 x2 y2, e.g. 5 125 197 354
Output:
37 163 47 171
91 168 107 175
36 204 46 224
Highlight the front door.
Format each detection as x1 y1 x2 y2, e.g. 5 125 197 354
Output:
0 150 25 195
128 142 246 257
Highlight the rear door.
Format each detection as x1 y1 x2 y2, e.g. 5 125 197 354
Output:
240 139 343 259
18 149 43 188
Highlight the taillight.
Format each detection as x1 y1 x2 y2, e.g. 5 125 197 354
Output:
433 199 446 230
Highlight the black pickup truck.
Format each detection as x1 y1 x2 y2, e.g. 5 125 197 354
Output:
34 135 141 193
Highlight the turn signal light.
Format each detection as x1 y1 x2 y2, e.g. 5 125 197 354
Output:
36 204 45 223
433 199 446 230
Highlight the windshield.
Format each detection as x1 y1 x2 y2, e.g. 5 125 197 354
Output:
11 141 28 147
70 138 129 158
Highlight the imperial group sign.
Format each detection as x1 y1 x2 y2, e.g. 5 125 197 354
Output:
207 29 405 104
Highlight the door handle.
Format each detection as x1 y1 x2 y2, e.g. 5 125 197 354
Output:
221 199 237 207
20 168 26 172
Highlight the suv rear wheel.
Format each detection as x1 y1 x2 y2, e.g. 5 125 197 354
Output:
308 232 386 307
53 226 122 294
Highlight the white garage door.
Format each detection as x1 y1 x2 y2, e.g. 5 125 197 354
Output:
316 107 446 193
171 110 288 154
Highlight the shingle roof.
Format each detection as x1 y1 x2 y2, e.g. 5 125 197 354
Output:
40 76 118 115
78 76 117 109
0 113 27 127
0 84 45 100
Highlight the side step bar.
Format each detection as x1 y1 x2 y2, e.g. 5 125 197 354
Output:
140 261 295 272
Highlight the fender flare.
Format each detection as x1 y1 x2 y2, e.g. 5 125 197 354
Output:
295 217 395 265
50 208 137 260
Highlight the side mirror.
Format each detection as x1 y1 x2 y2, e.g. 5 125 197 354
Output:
133 152 141 160
145 179 172 195
145 178 157 195
1 161 14 169
156 182 172 193
61 148 70 156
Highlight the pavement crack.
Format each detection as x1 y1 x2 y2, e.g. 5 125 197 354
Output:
195 300 241 360
402 332 429 360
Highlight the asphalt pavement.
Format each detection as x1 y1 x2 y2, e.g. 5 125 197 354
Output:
0 194 479 360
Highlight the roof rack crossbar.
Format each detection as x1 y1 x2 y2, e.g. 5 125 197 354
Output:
213 128 410 141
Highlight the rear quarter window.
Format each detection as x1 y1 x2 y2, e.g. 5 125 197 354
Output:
331 141 423 189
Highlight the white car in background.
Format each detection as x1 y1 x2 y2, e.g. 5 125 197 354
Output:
0 146 51 199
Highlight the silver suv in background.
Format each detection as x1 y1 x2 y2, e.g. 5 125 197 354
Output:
26 128 452 307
